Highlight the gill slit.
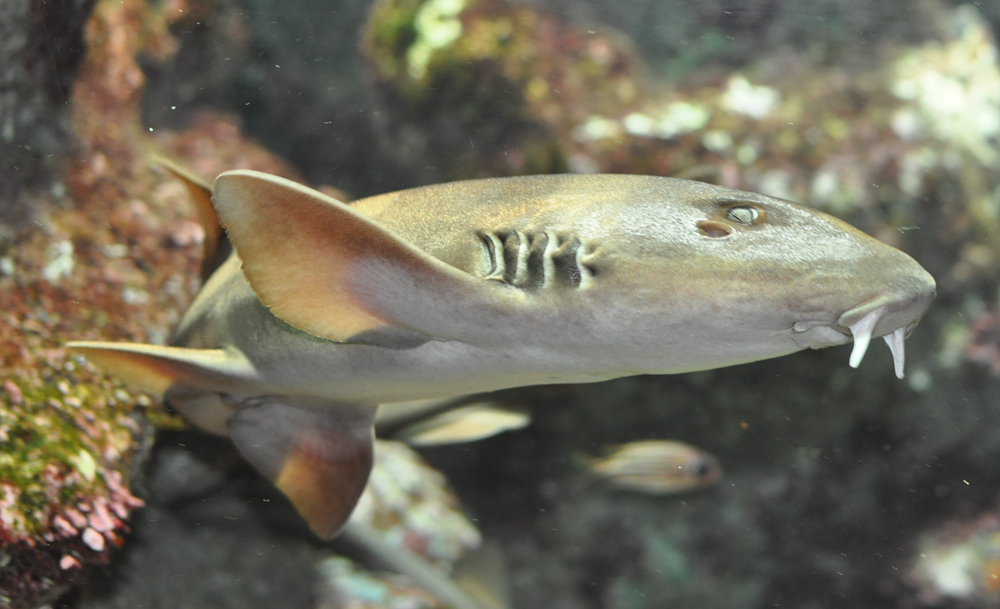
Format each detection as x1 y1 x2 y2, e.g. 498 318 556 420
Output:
478 232 504 281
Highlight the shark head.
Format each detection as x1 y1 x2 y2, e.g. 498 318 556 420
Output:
539 177 935 378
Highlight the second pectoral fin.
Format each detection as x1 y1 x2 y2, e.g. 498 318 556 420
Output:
228 398 376 539
66 341 256 394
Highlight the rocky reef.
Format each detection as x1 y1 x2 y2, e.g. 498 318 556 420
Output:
0 1 300 605
0 0 181 603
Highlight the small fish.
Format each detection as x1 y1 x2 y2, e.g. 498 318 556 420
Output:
381 400 530 446
587 440 722 495
68 169 935 538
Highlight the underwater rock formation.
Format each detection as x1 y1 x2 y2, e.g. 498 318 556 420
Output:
350 441 482 568
965 309 1000 376
0 1 176 605
317 441 485 609
363 0 641 180
140 0 408 199
0 0 95 223
0 0 189 604
0 0 301 605
908 507 1000 606
74 433 484 609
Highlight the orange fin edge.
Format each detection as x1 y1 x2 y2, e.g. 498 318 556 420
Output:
228 399 376 539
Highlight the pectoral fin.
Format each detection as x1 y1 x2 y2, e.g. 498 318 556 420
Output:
212 170 523 346
228 399 376 539
66 341 256 394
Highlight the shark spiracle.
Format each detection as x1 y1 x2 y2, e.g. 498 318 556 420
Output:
476 230 596 289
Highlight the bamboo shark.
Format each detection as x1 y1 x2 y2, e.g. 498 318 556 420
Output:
68 170 935 538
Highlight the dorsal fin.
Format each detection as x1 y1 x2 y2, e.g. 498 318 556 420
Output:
150 155 232 280
212 170 527 345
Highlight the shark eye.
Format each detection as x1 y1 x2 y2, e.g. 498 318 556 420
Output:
726 206 759 225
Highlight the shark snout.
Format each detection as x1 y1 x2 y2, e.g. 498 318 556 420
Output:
835 262 936 379
789 250 935 379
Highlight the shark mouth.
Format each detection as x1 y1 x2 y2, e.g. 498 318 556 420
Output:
846 306 908 379
792 304 915 379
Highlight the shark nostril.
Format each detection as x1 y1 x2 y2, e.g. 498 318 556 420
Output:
697 220 732 238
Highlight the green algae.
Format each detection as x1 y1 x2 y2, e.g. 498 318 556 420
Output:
0 370 145 541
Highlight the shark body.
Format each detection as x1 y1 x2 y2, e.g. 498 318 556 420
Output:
69 170 935 538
